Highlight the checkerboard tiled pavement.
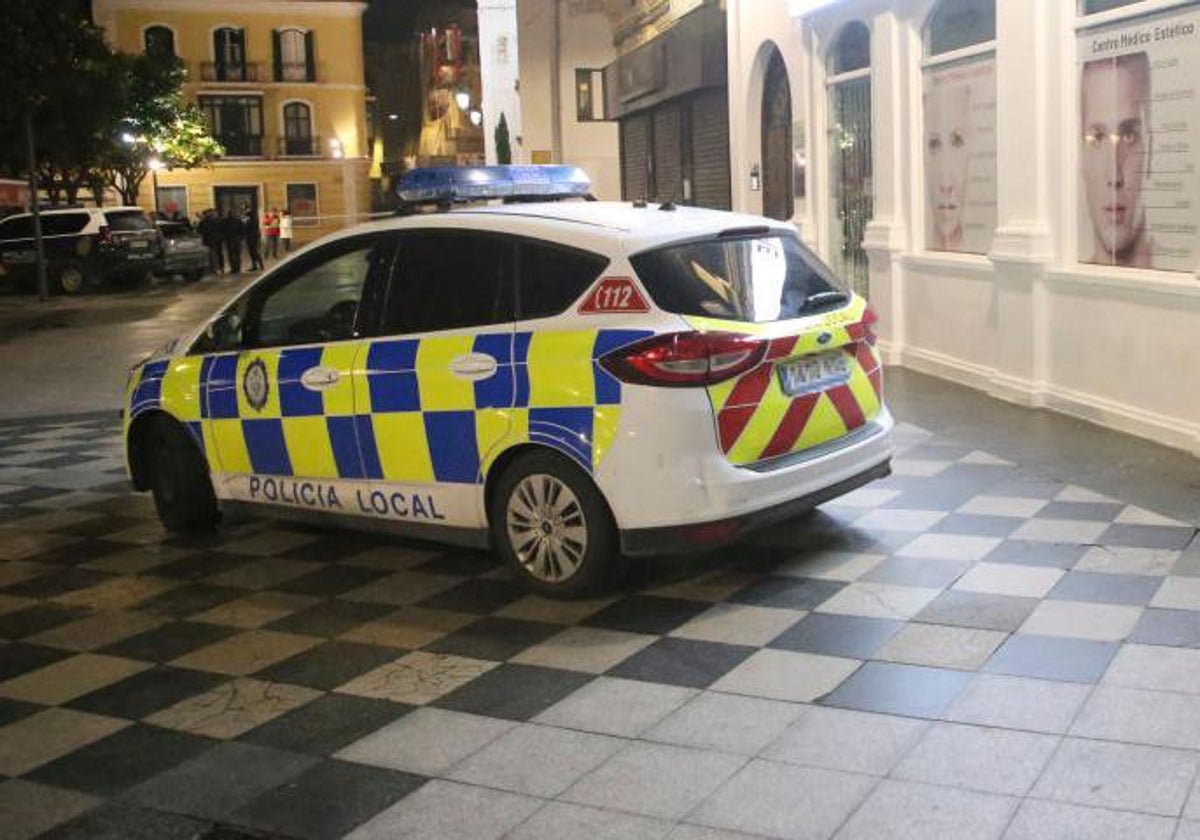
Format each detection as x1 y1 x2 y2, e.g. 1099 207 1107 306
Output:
1 411 1198 840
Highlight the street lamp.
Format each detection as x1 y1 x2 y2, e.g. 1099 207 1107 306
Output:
455 89 470 111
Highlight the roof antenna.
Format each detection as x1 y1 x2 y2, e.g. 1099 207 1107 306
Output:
659 181 680 211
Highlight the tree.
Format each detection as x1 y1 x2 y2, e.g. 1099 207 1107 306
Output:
102 54 223 206
495 112 512 165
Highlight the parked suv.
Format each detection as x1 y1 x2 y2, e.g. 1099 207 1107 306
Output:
0 207 163 294
155 220 209 283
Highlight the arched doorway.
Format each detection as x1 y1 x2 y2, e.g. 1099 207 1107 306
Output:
827 21 872 296
761 48 793 221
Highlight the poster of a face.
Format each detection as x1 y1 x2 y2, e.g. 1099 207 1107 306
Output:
1078 7 1200 272
923 58 997 254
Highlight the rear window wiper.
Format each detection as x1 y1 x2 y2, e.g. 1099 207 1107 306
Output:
797 290 849 313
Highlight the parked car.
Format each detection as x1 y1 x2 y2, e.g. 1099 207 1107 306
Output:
155 220 209 282
123 166 892 597
0 206 163 294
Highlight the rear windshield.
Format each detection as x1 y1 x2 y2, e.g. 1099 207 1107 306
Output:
105 210 152 231
158 222 192 237
629 235 846 322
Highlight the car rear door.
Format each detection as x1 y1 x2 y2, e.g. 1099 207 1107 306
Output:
358 228 516 529
628 232 883 466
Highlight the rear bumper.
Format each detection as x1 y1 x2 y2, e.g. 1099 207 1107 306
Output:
620 457 891 555
161 252 209 273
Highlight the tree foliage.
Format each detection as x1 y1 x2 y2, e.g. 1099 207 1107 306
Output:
0 2 221 207
494 113 512 165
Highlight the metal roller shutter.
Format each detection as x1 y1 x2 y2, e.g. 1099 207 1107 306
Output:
689 90 731 210
621 114 651 202
652 104 683 203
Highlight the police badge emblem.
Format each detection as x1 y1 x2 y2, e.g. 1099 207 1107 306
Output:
243 358 270 412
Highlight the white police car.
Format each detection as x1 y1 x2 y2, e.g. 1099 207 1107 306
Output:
124 166 892 596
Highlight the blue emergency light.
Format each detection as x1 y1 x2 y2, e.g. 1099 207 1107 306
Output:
396 165 592 205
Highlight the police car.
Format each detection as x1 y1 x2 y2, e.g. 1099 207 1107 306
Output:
124 166 892 597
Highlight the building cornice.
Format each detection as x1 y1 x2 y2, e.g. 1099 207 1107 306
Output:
96 0 366 19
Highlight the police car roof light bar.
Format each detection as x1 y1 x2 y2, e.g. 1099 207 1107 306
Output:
396 165 592 207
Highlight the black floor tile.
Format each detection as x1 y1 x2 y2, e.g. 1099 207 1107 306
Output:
982 540 1088 569
0 641 73 679
416 578 529 615
37 801 210 840
135 584 244 619
413 548 499 577
67 666 227 719
230 759 425 840
982 634 1119 683
1099 524 1197 551
607 637 755 688
266 599 393 638
27 723 217 797
152 552 250 582
0 605 92 641
102 621 238 663
0 696 42 727
729 576 845 610
821 661 970 718
0 486 68 505
2 568 113 599
256 641 400 691
1047 571 1163 606
122 741 319 823
432 663 593 721
931 514 1022 538
240 693 413 756
914 590 1039 632
583 595 711 635
861 557 971 588
281 535 388 564
422 616 560 661
275 565 390 597
769 612 904 658
1129 608 1200 648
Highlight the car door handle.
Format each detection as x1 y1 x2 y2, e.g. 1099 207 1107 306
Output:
300 366 340 391
449 353 498 380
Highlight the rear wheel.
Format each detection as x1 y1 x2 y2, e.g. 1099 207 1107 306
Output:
56 262 86 294
145 419 218 533
490 450 620 598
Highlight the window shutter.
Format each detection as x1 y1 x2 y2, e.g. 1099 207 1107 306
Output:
213 30 223 80
272 30 282 81
304 31 315 82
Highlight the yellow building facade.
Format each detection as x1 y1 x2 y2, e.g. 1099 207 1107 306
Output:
93 0 371 245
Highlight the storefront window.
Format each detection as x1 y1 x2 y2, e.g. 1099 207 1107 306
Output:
922 0 997 255
827 22 873 296
832 22 870 75
1076 4 1200 272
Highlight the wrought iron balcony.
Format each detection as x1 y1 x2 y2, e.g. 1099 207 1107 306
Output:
216 134 264 157
200 62 263 83
278 135 321 157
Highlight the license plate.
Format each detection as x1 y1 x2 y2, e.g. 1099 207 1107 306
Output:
778 351 850 396
129 240 148 249
126 252 154 260
3 250 35 264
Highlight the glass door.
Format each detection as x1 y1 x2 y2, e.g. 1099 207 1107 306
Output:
829 76 872 297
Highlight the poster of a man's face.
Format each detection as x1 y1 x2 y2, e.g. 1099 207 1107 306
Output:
925 84 973 251
1080 52 1152 267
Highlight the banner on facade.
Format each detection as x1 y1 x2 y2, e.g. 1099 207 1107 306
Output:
923 56 997 255
1078 6 1200 272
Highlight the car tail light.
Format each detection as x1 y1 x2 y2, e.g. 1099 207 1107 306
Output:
98 225 113 245
599 331 767 387
862 305 879 346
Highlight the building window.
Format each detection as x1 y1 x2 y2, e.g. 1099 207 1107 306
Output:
286 183 318 226
922 0 997 256
575 69 606 122
1081 0 1142 13
144 26 175 59
282 102 314 156
200 95 263 157
274 28 315 82
210 27 254 82
1075 3 1199 271
832 21 870 75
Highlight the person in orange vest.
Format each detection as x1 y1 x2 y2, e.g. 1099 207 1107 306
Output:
263 208 281 260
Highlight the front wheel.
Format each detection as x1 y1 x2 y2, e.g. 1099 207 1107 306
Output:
146 419 218 533
57 262 86 294
489 451 621 598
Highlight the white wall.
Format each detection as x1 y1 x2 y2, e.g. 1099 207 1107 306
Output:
477 0 524 165
513 0 621 198
721 0 1200 455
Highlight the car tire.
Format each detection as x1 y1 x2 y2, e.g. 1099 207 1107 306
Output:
56 262 86 295
489 450 621 598
146 418 219 533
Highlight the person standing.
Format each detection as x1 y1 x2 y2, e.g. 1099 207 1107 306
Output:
243 207 263 271
221 209 242 274
263 208 280 260
197 209 223 275
279 209 294 253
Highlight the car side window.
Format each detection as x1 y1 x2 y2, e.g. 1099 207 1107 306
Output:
379 231 514 334
195 235 393 353
517 240 609 319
